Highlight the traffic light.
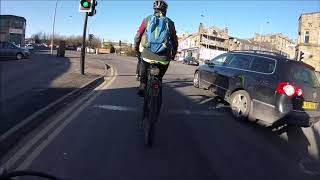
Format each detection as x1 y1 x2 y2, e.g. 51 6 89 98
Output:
88 0 98 16
79 0 93 13
88 34 94 41
119 40 122 47
299 51 304 61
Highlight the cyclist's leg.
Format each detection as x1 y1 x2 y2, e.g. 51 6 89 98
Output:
136 56 141 76
156 63 169 112
138 60 149 96
157 62 169 82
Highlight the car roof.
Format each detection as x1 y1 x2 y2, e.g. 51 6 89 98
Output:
285 59 316 71
230 50 288 61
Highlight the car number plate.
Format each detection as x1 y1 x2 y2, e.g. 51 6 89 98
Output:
302 101 318 110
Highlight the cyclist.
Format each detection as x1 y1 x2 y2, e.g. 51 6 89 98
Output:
134 0 178 96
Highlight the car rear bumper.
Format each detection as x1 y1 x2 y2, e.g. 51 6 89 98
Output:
251 99 320 127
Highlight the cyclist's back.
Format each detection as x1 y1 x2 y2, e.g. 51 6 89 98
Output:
134 0 178 96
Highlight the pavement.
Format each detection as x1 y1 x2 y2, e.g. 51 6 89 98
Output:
1 53 320 180
0 50 106 135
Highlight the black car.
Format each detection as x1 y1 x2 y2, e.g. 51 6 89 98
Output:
0 41 30 60
183 56 199 65
193 50 320 127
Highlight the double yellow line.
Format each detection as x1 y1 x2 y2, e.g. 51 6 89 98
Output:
3 65 118 171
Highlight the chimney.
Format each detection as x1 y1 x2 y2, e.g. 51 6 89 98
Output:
224 27 229 35
199 23 204 34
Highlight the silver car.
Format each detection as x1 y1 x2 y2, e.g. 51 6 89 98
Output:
0 42 30 60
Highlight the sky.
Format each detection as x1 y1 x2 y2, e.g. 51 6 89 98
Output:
1 0 320 43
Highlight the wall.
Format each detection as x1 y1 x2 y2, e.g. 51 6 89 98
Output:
199 47 226 60
297 13 320 71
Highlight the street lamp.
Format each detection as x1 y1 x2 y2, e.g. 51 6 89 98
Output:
51 0 58 54
200 14 212 59
258 21 270 50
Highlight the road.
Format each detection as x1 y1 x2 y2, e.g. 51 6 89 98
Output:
2 54 320 180
0 51 103 135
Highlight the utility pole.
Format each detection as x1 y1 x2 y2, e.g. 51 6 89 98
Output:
80 13 89 75
51 0 58 54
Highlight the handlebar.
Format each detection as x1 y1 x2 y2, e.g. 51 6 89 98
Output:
0 168 60 180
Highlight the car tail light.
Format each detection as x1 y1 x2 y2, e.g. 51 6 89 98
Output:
276 82 304 97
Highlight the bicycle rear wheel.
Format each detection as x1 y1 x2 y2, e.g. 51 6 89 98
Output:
143 94 159 147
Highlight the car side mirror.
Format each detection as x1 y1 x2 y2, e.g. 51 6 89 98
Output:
204 60 210 64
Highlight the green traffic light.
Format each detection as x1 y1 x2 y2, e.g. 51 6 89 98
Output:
82 1 89 8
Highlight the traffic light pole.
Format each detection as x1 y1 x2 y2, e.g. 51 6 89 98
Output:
80 12 89 75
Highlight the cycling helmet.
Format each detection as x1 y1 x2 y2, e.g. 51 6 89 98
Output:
153 0 168 11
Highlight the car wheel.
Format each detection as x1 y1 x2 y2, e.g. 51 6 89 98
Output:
16 53 23 60
230 90 251 120
193 71 200 88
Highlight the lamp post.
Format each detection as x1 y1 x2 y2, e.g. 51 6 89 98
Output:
50 0 58 54
258 21 270 50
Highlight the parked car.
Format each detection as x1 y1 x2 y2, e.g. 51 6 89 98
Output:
65 45 76 50
25 44 34 50
0 41 30 60
183 56 199 65
193 50 320 127
77 46 82 52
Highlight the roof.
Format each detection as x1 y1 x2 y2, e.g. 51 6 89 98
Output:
0 15 26 21
299 12 320 20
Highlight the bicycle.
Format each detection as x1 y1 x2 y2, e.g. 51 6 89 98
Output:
0 168 60 180
142 62 162 147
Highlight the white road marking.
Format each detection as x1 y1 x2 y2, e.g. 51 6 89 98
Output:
199 98 213 105
169 109 223 116
94 105 138 111
2 65 117 170
93 104 224 116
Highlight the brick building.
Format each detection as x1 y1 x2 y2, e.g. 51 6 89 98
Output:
296 12 320 71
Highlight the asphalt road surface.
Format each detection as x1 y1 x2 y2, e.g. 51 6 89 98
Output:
3 54 320 180
0 51 104 135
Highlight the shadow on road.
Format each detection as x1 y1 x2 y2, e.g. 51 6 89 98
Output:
0 54 72 135
163 77 320 177
58 81 317 179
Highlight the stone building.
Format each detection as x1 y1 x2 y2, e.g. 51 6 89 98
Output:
228 37 291 57
296 12 320 71
229 37 271 51
178 23 229 61
253 33 295 58
0 15 26 46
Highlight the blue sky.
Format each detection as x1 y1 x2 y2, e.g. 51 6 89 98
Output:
1 0 320 43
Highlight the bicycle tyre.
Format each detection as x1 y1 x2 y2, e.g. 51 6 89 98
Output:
143 118 154 147
6 170 60 180
143 86 159 147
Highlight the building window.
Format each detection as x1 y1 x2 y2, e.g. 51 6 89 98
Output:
304 31 310 43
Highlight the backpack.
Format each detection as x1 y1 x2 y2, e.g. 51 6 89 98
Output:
145 15 171 54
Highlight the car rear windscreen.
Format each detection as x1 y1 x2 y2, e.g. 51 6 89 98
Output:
289 63 320 88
